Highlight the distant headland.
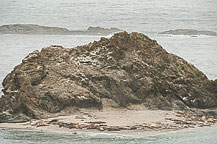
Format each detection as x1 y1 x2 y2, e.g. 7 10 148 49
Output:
159 29 217 36
0 24 122 35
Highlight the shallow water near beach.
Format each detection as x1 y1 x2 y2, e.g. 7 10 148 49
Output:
0 127 217 144
0 0 217 143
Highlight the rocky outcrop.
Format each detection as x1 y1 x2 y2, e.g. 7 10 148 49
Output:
159 29 217 36
0 24 122 35
0 32 217 122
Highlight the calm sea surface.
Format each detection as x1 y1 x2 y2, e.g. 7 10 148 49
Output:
1 127 217 144
0 0 217 143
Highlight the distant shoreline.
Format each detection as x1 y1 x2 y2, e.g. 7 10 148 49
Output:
159 29 217 36
0 24 122 35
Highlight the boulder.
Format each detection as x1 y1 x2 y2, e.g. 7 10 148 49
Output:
0 32 217 122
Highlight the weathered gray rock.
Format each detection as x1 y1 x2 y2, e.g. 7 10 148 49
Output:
0 24 122 35
0 32 217 122
159 29 217 36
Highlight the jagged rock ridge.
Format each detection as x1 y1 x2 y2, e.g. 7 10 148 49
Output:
0 32 217 122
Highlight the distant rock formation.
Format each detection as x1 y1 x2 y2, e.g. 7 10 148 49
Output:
0 24 122 35
159 29 217 36
0 24 69 35
0 32 217 122
86 26 121 34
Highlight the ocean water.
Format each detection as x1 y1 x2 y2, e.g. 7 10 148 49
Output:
0 127 217 144
1 0 217 32
0 0 217 143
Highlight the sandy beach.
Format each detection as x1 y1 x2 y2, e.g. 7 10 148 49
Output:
1 102 216 136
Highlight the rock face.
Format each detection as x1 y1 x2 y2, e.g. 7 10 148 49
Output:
0 24 122 35
1 32 217 122
159 29 217 36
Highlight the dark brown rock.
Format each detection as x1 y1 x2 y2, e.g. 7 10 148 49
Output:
85 121 106 124
107 126 121 131
0 32 217 122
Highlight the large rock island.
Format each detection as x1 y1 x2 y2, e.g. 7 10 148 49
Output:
0 32 217 123
0 24 122 35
